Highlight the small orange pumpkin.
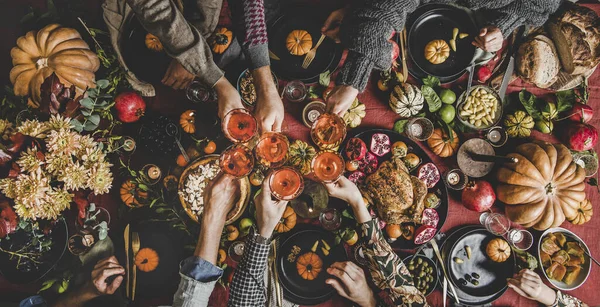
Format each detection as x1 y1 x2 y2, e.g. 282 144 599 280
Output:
275 206 297 233
145 33 163 52
296 252 322 280
424 40 450 64
209 27 233 54
427 128 459 157
120 179 148 208
568 199 593 225
135 248 159 272
286 30 312 56
163 175 178 191
486 238 511 263
179 110 196 134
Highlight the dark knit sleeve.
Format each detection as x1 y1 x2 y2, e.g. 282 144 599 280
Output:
485 0 562 37
336 0 420 92
229 0 270 69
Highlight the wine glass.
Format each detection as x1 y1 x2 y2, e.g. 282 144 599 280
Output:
186 80 216 103
268 167 304 201
255 132 289 168
480 212 533 251
222 108 258 143
405 117 434 141
507 228 534 251
310 113 347 150
311 151 344 183
219 144 254 178
319 208 342 231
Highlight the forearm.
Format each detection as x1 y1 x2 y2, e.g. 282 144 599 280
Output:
51 287 97 307
229 0 270 69
194 213 226 264
252 66 278 99
228 233 271 306
348 197 372 224
484 0 561 37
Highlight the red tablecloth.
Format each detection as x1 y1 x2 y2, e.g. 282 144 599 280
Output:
0 1 599 306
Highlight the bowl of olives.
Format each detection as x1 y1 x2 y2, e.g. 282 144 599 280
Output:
403 254 439 296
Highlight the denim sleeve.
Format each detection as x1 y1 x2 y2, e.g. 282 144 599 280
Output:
180 256 223 282
19 295 47 307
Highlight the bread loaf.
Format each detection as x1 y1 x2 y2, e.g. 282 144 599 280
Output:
516 35 560 88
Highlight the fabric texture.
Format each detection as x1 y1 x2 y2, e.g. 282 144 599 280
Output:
555 290 588 307
172 272 220 307
228 231 271 307
229 0 271 69
180 256 224 282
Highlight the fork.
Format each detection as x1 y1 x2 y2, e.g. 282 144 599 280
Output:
302 34 326 69
131 232 141 301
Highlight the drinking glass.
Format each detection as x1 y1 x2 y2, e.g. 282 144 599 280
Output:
268 167 304 201
507 229 534 251
480 212 511 236
219 144 255 178
255 132 289 168
405 117 434 141
319 208 342 231
283 80 307 103
186 80 216 103
310 113 347 150
222 108 258 143
311 151 344 183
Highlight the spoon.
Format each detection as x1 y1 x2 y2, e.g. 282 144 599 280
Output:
579 242 600 267
166 123 189 162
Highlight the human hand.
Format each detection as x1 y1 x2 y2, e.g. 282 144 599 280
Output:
326 261 376 307
507 269 557 306
325 177 370 223
326 85 359 117
253 67 284 132
85 256 125 297
473 26 503 52
321 7 348 43
162 59 195 90
203 172 240 223
215 76 244 120
255 177 288 238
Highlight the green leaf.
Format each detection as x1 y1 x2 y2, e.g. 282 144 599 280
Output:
319 71 331 88
422 75 440 88
421 85 442 112
87 88 98 98
96 79 110 89
393 119 409 134
81 109 92 116
556 89 575 113
518 90 542 120
438 120 454 142
58 279 69 294
83 120 99 131
80 97 94 109
38 279 56 293
70 119 84 132
88 114 101 125
138 183 149 191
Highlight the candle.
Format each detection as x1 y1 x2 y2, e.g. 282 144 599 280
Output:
147 165 161 180
122 137 136 152
447 172 460 185
488 130 501 143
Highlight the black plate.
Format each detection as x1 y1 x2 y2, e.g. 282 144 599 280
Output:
0 219 68 284
438 226 515 305
344 129 449 250
269 15 343 83
407 4 477 79
277 225 347 305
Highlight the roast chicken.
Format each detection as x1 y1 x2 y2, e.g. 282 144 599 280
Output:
361 156 427 224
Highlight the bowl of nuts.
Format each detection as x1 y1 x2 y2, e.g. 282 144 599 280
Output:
237 69 279 107
456 85 502 130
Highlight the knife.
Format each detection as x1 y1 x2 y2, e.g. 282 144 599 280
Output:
498 26 529 102
465 64 475 97
123 224 130 299
269 49 280 61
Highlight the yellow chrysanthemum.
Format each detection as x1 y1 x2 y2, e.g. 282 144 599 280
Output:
12 169 51 210
46 128 81 156
47 114 73 130
0 178 16 199
17 146 44 173
58 161 88 191
80 146 106 167
0 119 13 140
88 162 113 194
44 152 71 176
17 119 49 138
14 188 72 221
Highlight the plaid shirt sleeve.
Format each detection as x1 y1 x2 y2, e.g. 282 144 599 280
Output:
228 231 271 307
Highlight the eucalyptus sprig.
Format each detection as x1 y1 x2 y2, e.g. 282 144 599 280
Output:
70 80 114 133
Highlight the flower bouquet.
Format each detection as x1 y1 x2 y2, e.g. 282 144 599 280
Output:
0 114 113 279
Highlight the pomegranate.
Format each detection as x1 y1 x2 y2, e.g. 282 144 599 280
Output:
417 163 440 188
348 171 366 185
414 225 436 245
370 133 391 157
421 208 439 228
358 152 379 175
0 201 17 239
564 123 598 151
345 138 367 161
566 103 593 123
476 65 492 83
115 91 146 123
390 40 400 63
461 180 496 212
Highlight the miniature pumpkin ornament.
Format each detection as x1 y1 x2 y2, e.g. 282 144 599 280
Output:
286 30 313 56
120 179 148 208
568 199 593 225
145 33 163 52
296 252 322 280
486 238 511 263
135 248 160 272
10 24 100 106
179 110 196 134
275 206 297 233
210 27 233 54
427 128 459 157
424 40 450 64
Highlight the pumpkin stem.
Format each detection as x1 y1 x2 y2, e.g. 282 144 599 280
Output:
35 57 48 70
545 182 555 195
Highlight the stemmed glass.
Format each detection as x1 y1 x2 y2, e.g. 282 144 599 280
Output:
310 113 347 150
268 167 304 201
480 212 533 251
311 151 344 183
221 108 258 144
255 132 289 168
219 144 255 178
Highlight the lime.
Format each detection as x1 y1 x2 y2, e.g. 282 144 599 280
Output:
438 105 456 123
440 89 456 104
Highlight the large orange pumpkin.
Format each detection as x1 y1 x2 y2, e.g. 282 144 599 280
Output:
275 206 297 233
135 248 159 272
10 24 100 106
568 199 593 225
486 238 511 263
286 30 312 56
496 141 586 230
120 180 148 208
296 252 322 281
427 128 459 157
209 27 233 54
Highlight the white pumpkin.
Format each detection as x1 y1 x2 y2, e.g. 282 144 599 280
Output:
389 83 424 117
343 99 366 128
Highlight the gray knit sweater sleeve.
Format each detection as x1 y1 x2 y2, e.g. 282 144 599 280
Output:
482 0 562 36
336 0 420 92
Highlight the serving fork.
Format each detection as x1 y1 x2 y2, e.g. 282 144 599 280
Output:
302 34 326 69
131 232 141 301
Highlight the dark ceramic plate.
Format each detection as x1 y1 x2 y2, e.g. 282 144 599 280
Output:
344 129 449 250
407 4 477 79
0 219 67 284
268 15 343 83
277 225 347 305
438 226 515 305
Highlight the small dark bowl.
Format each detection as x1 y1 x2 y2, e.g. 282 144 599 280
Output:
403 254 439 296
